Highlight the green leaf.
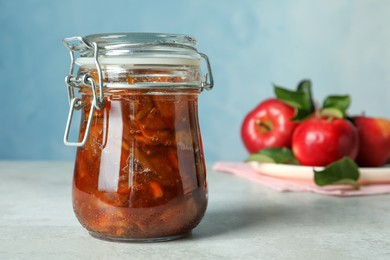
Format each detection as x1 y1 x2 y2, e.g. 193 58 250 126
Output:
297 80 315 112
291 108 313 122
244 153 276 163
322 95 351 117
274 86 306 109
245 147 299 165
318 107 344 119
274 80 316 122
313 157 360 188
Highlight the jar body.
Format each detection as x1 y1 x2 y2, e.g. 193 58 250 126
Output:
73 87 207 241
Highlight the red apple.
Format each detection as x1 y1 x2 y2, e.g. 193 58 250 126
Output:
241 98 299 153
352 116 390 167
292 117 359 166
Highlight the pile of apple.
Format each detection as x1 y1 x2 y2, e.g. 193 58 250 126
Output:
241 80 390 169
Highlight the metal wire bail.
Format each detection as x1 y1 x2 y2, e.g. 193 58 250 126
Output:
63 37 105 147
200 53 214 91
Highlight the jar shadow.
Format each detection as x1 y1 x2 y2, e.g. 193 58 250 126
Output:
188 203 289 239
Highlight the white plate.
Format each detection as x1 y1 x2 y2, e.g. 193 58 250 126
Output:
249 162 390 184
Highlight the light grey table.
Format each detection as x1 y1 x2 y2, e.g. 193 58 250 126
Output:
1 161 390 260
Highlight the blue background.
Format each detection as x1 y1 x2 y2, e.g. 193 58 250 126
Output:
1 0 390 163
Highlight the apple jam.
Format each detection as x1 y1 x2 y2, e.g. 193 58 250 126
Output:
64 33 212 241
73 87 208 241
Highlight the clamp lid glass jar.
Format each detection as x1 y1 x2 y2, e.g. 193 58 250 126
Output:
63 33 213 242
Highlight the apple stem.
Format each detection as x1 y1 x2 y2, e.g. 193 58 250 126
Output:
256 119 272 132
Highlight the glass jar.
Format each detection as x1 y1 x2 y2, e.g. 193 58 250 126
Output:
62 33 213 242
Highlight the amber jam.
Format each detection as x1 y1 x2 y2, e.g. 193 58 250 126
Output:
72 85 208 241
64 33 212 242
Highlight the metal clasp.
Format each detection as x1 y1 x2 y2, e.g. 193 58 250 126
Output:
200 53 214 91
63 37 105 147
63 98 95 147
